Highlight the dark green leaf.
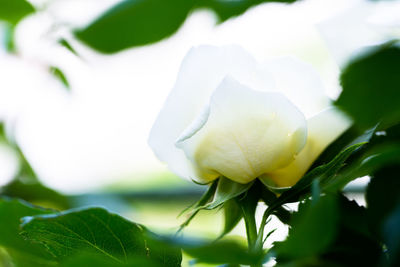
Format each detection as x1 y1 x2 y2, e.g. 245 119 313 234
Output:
0 0 35 25
383 202 400 266
366 164 400 240
323 143 400 192
275 194 339 260
75 0 298 53
75 0 195 53
337 43 400 129
21 207 181 266
0 197 56 267
321 196 382 267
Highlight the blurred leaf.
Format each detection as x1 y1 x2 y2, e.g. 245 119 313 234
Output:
0 0 35 25
383 202 400 266
75 0 195 53
337 43 400 129
75 0 298 53
275 194 382 266
275 194 339 260
49 66 70 90
21 207 182 266
366 164 400 239
162 235 264 265
320 196 382 267
0 197 56 267
1 178 70 210
58 39 80 57
205 177 253 210
60 252 160 267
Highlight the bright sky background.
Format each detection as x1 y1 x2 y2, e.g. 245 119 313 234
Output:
0 0 398 193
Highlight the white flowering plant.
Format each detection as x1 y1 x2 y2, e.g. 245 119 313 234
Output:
0 0 399 267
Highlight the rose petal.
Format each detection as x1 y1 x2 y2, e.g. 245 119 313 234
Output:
262 56 331 118
148 45 274 180
176 77 307 184
260 107 352 188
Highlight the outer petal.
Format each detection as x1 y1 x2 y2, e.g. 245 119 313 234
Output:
148 45 273 180
176 77 307 184
260 107 352 188
262 57 331 118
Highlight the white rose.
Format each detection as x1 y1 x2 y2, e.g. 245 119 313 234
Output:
149 45 351 188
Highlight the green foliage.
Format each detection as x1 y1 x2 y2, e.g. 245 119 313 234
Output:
49 67 70 90
21 207 182 266
383 202 400 266
267 142 365 211
206 177 254 210
337 43 400 129
275 194 339 260
274 195 383 266
367 165 400 241
1 178 70 210
76 0 297 53
0 0 35 25
0 198 56 267
75 0 195 53
165 235 264 265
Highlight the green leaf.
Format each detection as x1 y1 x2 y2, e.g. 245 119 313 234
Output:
337 43 400 129
0 197 56 267
60 252 160 267
0 0 35 25
312 125 376 168
383 202 400 266
220 199 242 238
1 178 70 210
275 194 339 260
75 0 195 53
205 177 253 210
21 207 182 266
49 66 70 90
366 164 400 240
267 143 365 211
323 143 400 192
75 0 298 53
179 179 218 230
318 196 382 267
163 236 264 266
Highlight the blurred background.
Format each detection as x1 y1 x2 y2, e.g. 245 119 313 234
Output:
0 0 399 259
